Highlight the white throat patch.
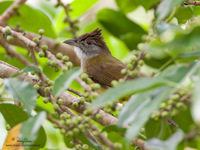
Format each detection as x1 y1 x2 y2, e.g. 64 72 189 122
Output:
74 47 88 62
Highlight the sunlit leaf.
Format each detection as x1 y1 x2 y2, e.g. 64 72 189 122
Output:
19 112 46 147
4 78 37 115
145 130 184 150
97 8 146 49
0 103 28 127
0 1 56 38
119 86 171 143
156 0 185 21
53 67 82 97
91 77 168 108
12 66 41 77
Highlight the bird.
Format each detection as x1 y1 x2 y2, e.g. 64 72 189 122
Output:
63 28 127 88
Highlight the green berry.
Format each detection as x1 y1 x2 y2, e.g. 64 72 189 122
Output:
84 92 90 98
47 80 53 86
111 80 118 87
92 92 98 99
38 29 44 35
53 67 59 72
82 144 89 150
81 73 88 80
60 120 65 125
138 60 144 66
95 114 102 120
127 64 133 70
144 54 151 59
130 55 137 63
46 59 51 66
55 41 60 47
5 26 11 35
62 55 69 62
57 98 63 105
66 61 73 68
85 78 92 84
137 43 145 50
121 69 127 75
114 143 123 150
160 102 167 109
51 61 57 67
43 97 49 104
161 111 169 117
31 71 35 75
56 52 63 59
129 71 138 77
91 83 101 91
53 104 59 110
41 44 48 51
33 84 40 90
60 128 66 134
79 97 85 104
176 102 185 108
38 51 45 57
75 144 81 149
44 87 50 93
83 109 92 116
78 124 84 130
6 35 13 42
6 124 11 130
66 131 73 137
33 37 39 44
170 94 180 101
72 101 79 108
72 127 79 135
84 117 91 123
168 99 174 105
62 67 68 72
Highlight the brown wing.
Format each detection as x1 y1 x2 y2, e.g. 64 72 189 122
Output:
85 55 126 88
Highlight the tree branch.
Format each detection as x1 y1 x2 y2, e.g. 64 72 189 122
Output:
183 1 200 6
0 0 26 26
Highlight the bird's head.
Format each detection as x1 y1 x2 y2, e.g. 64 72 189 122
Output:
63 28 111 62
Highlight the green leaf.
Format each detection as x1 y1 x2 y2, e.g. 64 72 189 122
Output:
30 127 47 150
156 0 185 21
160 62 200 83
4 78 37 115
119 86 171 143
75 134 101 150
177 50 200 63
146 130 184 150
19 112 46 148
0 1 56 38
70 0 99 17
191 67 200 124
53 67 82 97
175 6 194 24
101 125 126 134
97 8 146 49
116 0 159 13
156 22 180 35
91 77 167 108
0 103 28 127
12 66 41 77
115 0 139 14
151 25 200 56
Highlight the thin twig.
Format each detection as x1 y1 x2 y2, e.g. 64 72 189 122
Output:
0 0 26 26
0 36 32 66
90 123 115 150
183 1 200 6
67 87 84 97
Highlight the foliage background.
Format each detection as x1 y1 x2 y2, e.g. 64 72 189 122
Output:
0 0 200 150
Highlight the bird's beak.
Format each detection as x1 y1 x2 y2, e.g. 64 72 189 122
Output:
63 39 78 46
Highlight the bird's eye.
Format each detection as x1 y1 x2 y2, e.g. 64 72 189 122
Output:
87 40 92 45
